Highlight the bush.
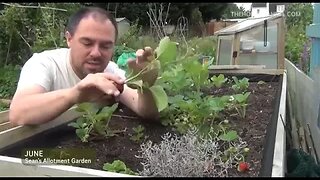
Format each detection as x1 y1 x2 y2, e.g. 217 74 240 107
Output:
0 65 21 98
136 127 247 177
284 3 313 72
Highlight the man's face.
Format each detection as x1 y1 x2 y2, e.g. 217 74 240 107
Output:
66 15 116 79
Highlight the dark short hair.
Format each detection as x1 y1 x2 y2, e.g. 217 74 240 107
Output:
66 7 118 41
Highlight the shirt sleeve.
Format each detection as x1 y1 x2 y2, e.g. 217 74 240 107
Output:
16 53 53 92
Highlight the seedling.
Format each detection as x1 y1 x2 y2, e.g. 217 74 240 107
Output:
231 76 249 93
68 103 119 142
103 160 138 175
230 92 251 119
130 125 148 143
210 74 227 88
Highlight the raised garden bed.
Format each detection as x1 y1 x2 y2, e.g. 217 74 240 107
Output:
0 70 287 177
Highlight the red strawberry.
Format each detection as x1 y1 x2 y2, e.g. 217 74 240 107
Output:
237 162 249 172
113 82 124 94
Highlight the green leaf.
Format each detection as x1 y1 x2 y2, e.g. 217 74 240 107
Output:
211 74 227 88
103 160 126 172
219 130 238 142
76 103 98 114
232 76 239 84
103 163 116 172
94 113 108 122
94 121 107 136
168 95 185 104
234 92 251 103
155 36 177 65
75 117 88 128
208 97 226 112
133 125 144 133
68 122 80 129
99 103 119 119
149 85 168 112
257 80 266 85
76 129 89 142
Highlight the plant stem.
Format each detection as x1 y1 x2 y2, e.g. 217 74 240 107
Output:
5 33 12 66
125 63 152 83
112 114 138 119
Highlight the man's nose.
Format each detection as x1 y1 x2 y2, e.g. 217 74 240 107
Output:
89 45 101 58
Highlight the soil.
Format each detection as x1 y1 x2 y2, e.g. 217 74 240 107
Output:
51 77 280 177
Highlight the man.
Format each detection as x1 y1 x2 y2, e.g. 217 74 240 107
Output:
9 7 159 125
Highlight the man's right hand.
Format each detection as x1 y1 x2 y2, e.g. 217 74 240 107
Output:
71 72 125 104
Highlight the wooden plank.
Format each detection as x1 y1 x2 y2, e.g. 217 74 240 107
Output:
299 127 308 153
215 38 220 65
0 106 81 149
271 70 287 177
233 33 240 65
306 123 319 164
0 155 136 177
286 90 300 149
306 24 320 38
0 110 9 124
209 65 266 70
208 68 284 75
277 17 285 69
0 122 16 132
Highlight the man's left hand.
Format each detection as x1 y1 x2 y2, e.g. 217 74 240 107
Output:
127 47 159 87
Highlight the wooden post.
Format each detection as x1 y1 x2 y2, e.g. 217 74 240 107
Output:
277 16 285 69
306 3 320 77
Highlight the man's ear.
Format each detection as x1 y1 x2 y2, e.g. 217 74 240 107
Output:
65 31 72 47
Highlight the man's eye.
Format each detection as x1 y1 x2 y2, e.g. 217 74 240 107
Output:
82 42 92 46
101 45 114 50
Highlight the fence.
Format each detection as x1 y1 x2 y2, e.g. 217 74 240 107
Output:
205 20 238 36
285 3 320 164
285 59 320 163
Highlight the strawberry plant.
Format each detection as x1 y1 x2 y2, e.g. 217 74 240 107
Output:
68 103 119 142
103 160 138 175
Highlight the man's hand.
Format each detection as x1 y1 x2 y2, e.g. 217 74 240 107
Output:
127 47 159 87
72 72 125 104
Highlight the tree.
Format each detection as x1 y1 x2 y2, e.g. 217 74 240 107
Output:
85 3 230 27
221 3 250 19
284 3 313 30
101 3 229 26
198 3 229 22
